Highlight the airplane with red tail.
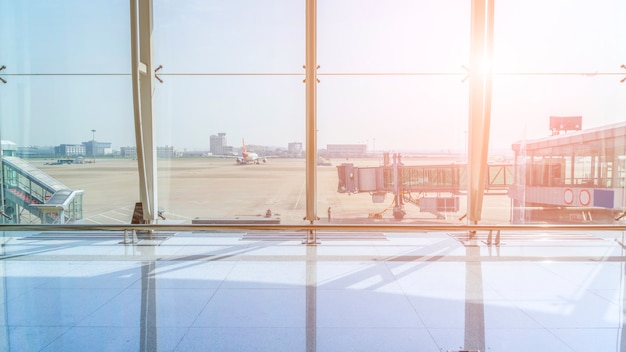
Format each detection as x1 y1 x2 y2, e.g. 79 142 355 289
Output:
236 138 267 165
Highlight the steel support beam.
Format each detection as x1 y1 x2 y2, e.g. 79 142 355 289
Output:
130 0 158 223
466 0 495 225
304 0 318 225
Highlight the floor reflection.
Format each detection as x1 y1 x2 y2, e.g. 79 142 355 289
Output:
464 243 485 351
306 244 317 352
140 245 157 352
0 230 624 351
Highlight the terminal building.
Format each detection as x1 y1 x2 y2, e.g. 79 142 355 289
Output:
2 2 625 352
83 140 112 156
55 144 86 156
288 141 303 156
210 132 229 155
120 145 178 158
508 121 626 223
325 144 367 158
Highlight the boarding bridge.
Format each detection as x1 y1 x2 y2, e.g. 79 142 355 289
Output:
337 154 513 220
1 156 84 224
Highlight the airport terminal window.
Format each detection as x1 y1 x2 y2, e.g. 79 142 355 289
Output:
492 0 626 224
2 0 626 225
0 1 134 225
152 1 306 223
317 1 471 224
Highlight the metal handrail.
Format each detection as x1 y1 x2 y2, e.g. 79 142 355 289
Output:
1 223 625 233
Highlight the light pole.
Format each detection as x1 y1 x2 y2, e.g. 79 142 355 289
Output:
91 129 96 163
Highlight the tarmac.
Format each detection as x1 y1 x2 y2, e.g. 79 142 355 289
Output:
36 156 512 225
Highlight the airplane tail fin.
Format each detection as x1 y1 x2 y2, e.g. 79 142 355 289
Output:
242 138 248 157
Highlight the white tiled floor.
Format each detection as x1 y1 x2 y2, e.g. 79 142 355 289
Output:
0 230 625 351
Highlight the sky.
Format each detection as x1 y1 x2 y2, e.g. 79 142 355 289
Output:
1 0 626 154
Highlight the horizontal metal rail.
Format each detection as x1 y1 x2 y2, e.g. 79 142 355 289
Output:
4 72 624 77
0 223 625 233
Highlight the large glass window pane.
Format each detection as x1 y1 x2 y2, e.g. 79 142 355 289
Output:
318 0 471 224
153 1 306 224
0 1 133 224
493 0 626 224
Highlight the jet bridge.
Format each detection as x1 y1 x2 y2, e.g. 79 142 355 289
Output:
337 154 462 220
337 153 514 220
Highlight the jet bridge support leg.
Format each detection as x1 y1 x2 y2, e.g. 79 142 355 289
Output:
392 195 406 220
392 153 406 220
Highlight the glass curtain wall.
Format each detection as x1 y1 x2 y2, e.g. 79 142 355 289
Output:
492 0 626 224
0 1 134 225
318 0 471 224
2 0 626 226
152 0 306 224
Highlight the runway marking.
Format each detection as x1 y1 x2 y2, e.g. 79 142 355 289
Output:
97 214 128 223
292 180 305 214
84 207 195 224
294 182 303 210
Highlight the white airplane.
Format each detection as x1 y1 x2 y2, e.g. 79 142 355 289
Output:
236 139 267 165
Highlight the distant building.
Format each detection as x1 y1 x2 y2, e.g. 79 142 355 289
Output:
120 146 136 158
180 150 208 158
120 146 178 158
288 142 303 155
55 144 86 157
222 145 234 155
326 144 367 158
1 140 17 156
16 146 55 158
157 146 175 158
83 141 112 156
210 133 228 155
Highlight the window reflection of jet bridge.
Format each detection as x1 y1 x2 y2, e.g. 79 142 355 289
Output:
336 153 512 220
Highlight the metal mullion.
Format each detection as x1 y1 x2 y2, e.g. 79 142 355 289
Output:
130 0 158 223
